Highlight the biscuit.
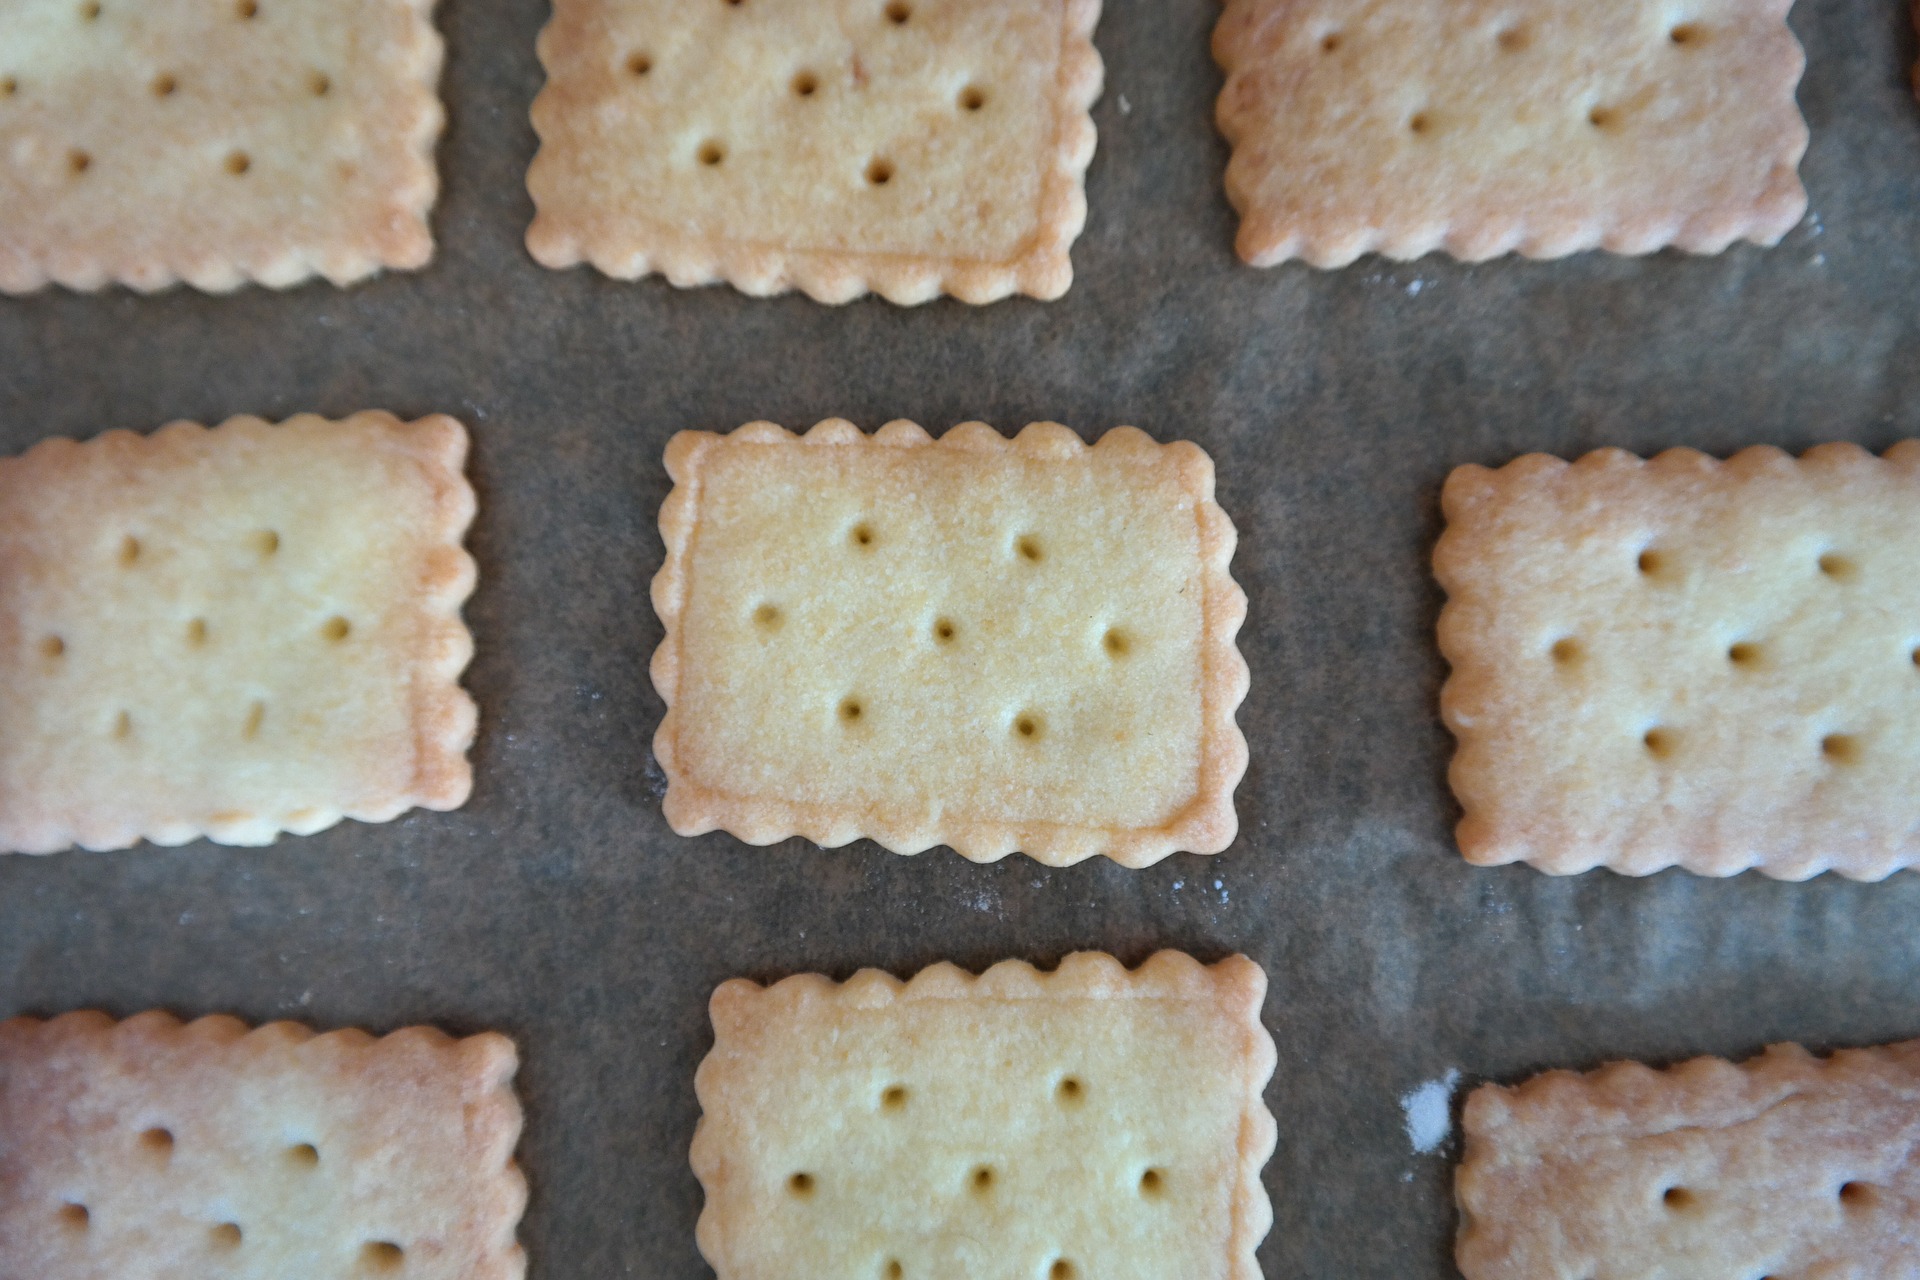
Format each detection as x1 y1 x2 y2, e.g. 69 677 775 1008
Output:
1435 442 1920 880
650 419 1248 866
525 0 1102 304
1212 0 1808 267
1456 1039 1920 1280
0 0 443 293
692 950 1276 1280
0 412 477 854
0 1010 525 1280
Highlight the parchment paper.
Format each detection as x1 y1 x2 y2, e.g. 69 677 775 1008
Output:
4 0 1920 1274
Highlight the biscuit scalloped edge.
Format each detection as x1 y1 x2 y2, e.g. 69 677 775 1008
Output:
649 417 1249 867
0 0 443 295
0 411 479 856
523 0 1101 304
1454 1036 1920 1277
1210 0 1807 267
0 1009 528 1280
692 951 1277 1280
1434 439 1920 881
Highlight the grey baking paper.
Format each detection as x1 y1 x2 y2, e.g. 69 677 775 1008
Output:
3 0 1920 1275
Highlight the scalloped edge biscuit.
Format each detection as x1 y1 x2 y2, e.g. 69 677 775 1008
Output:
692 950 1277 1280
0 0 443 294
1435 440 1920 881
0 412 478 854
1456 1039 1920 1280
649 418 1249 867
0 1010 526 1280
1212 0 1808 267
524 0 1101 304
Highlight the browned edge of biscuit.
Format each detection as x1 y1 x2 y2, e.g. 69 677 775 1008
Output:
0 0 444 295
0 1008 527 1280
648 418 1250 867
523 0 1102 304
1209 0 1809 267
691 951 1278 1280
0 411 479 855
1433 440 1920 881
1454 1037 1920 1279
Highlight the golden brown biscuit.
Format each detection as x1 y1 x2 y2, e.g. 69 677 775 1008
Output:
0 412 477 854
0 1010 525 1280
650 419 1248 866
1436 442 1920 880
1213 0 1807 266
692 951 1276 1280
525 0 1102 303
0 0 443 293
1457 1039 1920 1280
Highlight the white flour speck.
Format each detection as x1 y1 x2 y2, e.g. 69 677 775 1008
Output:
1172 879 1184 890
1118 94 1131 115
1401 1069 1460 1154
1406 279 1424 296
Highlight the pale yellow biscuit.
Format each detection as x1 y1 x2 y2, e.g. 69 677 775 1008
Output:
0 0 443 293
525 0 1102 304
1213 0 1807 267
650 419 1248 866
0 1010 526 1280
1456 1039 1920 1280
692 950 1277 1280
0 412 478 854
1435 442 1920 880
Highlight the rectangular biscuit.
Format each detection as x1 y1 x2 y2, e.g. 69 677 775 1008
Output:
0 412 478 854
692 951 1276 1280
0 0 442 293
1456 1039 1920 1280
0 1010 525 1280
525 0 1102 304
1213 0 1807 266
1435 442 1920 880
650 419 1248 867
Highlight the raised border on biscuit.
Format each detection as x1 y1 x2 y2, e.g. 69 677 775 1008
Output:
523 0 1102 304
1456 1037 1920 1280
692 950 1277 1280
0 0 444 294
649 418 1250 866
0 1008 527 1280
0 411 478 854
1435 440 1920 880
1211 0 1809 267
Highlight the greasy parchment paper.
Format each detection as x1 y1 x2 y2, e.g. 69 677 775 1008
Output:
3 1 1920 1275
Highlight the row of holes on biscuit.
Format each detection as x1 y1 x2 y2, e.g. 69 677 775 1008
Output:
1548 634 1920 673
1646 1180 1884 1280
40 614 352 659
754 604 1135 661
53 1131 406 1271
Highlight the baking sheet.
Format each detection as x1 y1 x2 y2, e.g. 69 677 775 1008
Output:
4 0 1920 1275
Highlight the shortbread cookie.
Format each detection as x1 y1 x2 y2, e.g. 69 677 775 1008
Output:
692 951 1276 1280
1435 442 1920 880
650 419 1248 866
1212 0 1808 267
1456 1039 1920 1280
525 0 1102 304
0 0 443 293
0 412 477 854
0 1010 525 1280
